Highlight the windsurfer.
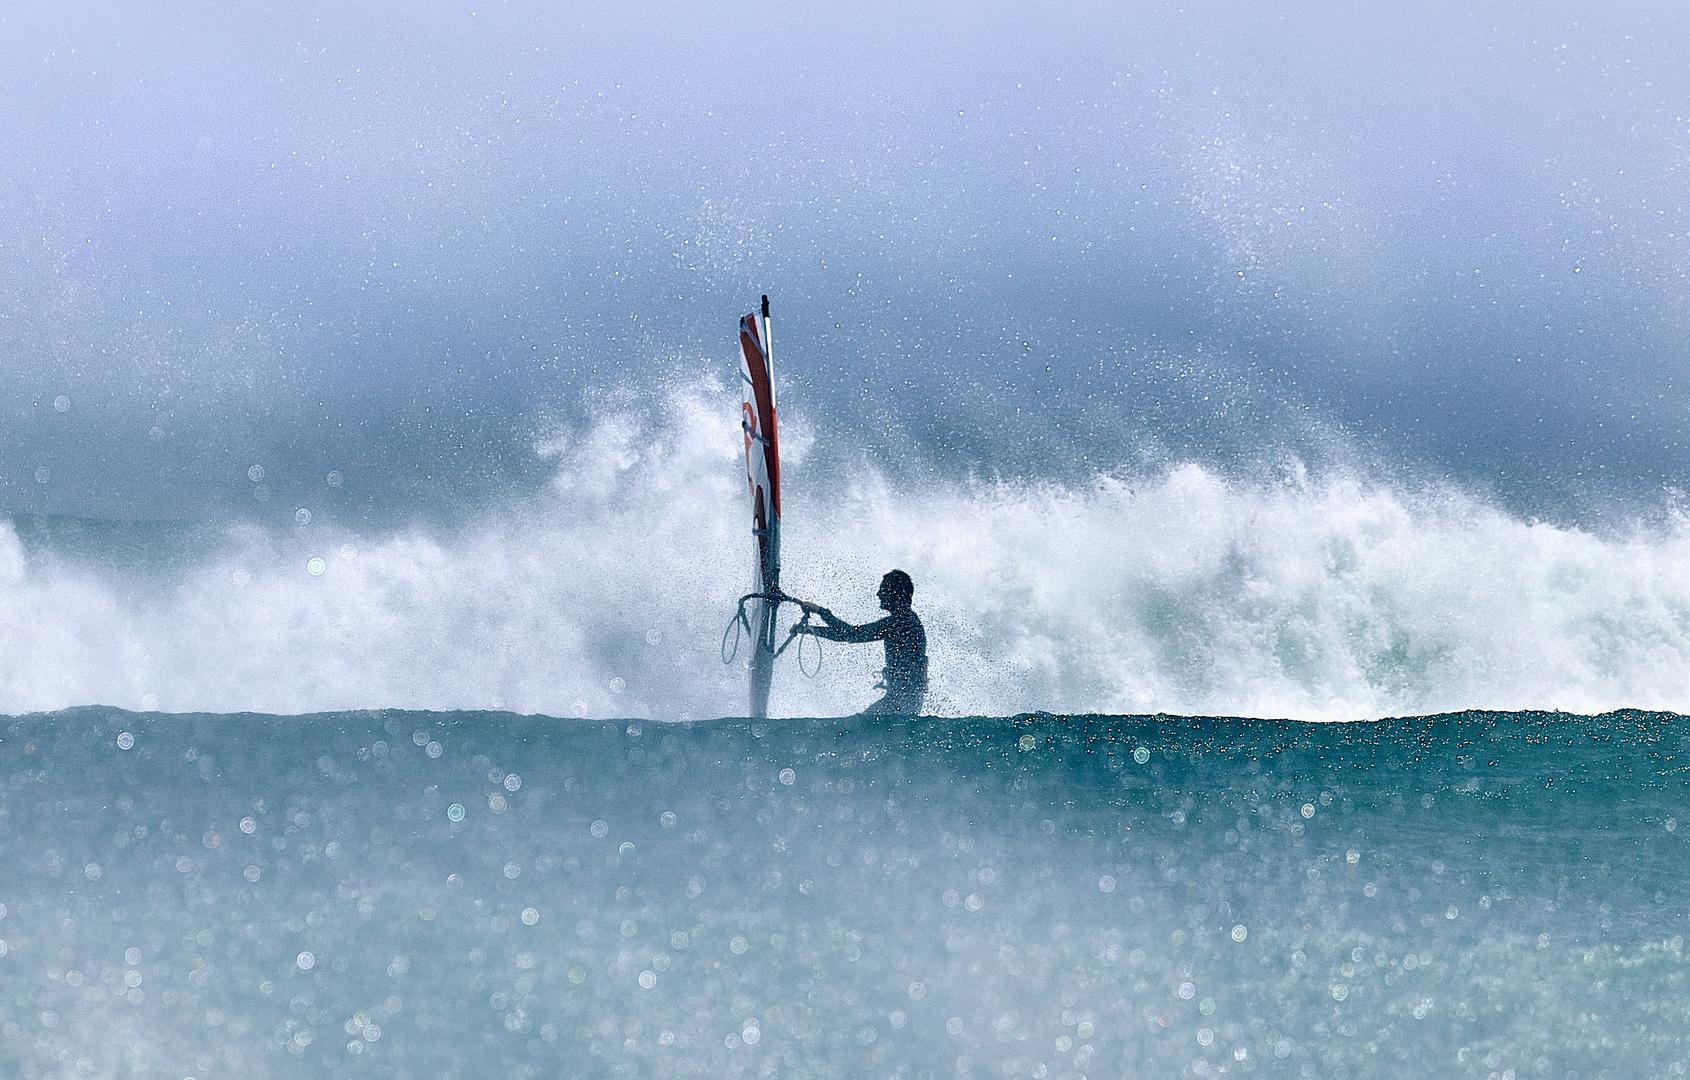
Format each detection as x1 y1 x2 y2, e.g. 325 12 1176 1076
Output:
795 570 927 716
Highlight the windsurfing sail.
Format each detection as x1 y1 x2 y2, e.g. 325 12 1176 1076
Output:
739 295 781 718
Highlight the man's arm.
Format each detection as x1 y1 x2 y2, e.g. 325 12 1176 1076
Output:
804 611 892 644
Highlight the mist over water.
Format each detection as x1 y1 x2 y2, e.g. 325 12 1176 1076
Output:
3 3 1689 719
5 8 1690 1078
4 0 1690 520
2 381 1690 721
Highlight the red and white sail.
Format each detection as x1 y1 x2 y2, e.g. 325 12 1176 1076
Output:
738 297 781 718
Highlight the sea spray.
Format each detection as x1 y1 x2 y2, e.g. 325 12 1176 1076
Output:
3 385 1690 719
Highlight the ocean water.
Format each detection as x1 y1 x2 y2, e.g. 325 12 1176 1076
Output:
1 707 1686 1080
5 2 1690 1078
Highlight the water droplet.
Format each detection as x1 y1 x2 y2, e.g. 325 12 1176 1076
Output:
1178 982 1195 999
779 768 796 785
590 820 608 838
244 866 260 881
141 694 159 712
1667 818 1678 832
296 952 315 970
446 804 464 822
85 863 101 880
53 395 70 412
248 465 265 482
1231 925 1248 942
231 568 250 586
307 558 326 575
240 817 256 834
609 677 626 694
947 1018 965 1035
1346 850 1360 865
645 628 662 645
504 774 521 791
253 485 270 502
1331 984 1348 1001
660 811 677 827
521 908 539 925
1019 734 1036 751
148 426 165 440
326 470 343 487
34 467 49 483
639 971 656 989
1300 803 1315 819
426 741 442 758
1199 997 1215 1015
730 936 748 954
116 732 134 750
504 862 520 879
908 982 926 999
1133 746 1150 764
1099 875 1115 892
295 508 312 525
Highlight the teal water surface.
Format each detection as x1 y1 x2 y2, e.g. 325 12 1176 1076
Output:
0 707 1686 1080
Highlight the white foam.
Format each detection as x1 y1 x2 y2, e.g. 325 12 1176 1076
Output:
2 380 1688 719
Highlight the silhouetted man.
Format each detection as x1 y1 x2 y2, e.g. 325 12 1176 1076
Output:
797 569 927 716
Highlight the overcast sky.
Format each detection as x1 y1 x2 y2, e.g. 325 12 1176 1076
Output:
2 0 1686 523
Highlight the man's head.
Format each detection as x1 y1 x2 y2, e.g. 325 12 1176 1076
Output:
878 569 915 611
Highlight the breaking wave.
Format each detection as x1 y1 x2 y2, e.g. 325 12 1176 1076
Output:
2 379 1689 721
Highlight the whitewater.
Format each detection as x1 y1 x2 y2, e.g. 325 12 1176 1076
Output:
3 380 1690 721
